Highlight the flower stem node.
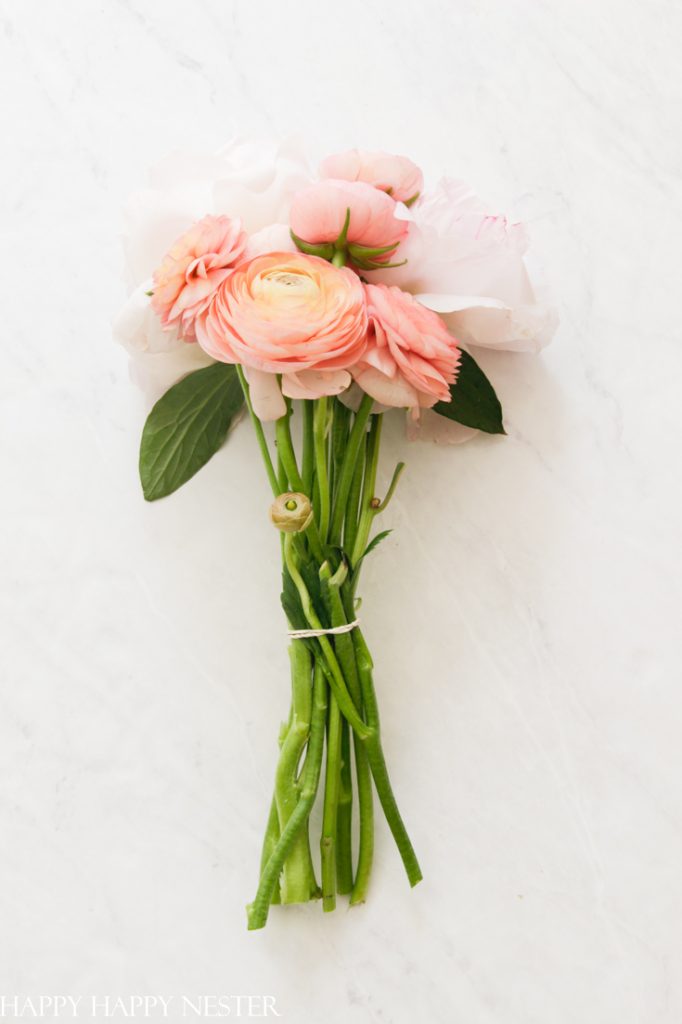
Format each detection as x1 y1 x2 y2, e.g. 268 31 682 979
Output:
270 492 314 533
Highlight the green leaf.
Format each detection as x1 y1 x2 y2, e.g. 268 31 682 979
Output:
139 362 244 501
352 530 392 574
432 349 505 435
281 568 309 634
300 559 329 627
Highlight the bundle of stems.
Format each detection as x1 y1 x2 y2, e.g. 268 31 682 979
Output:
236 368 422 930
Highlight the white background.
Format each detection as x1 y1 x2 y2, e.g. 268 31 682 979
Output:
2 2 682 1022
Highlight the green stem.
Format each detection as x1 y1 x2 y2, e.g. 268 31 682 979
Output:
301 400 314 496
275 406 325 562
330 398 351 502
318 558 353 907
321 693 342 910
274 642 318 903
325 579 374 905
276 450 288 495
235 365 279 496
329 394 374 545
343 429 366 557
349 727 374 905
275 405 306 493
351 414 382 565
313 397 330 544
259 797 281 905
247 663 328 930
336 719 354 895
352 627 422 888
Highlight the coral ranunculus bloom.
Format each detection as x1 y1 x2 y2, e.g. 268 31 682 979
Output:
353 284 461 409
195 252 368 420
151 214 247 339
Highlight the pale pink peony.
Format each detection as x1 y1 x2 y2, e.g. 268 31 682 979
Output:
369 179 556 353
352 284 461 409
289 180 409 260
151 215 247 339
112 280 214 398
242 222 297 260
320 149 424 204
196 252 368 420
121 138 312 288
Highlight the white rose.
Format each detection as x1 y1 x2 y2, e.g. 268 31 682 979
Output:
369 178 557 353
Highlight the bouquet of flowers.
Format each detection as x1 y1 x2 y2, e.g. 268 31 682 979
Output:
114 140 555 930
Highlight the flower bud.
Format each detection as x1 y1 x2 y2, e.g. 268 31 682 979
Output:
289 180 408 262
269 492 313 533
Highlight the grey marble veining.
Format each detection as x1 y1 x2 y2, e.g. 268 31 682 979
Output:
1 1 681 1021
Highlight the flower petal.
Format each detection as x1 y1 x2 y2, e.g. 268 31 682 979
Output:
416 293 557 352
353 366 419 408
128 345 215 401
281 369 351 400
244 367 287 421
243 223 297 260
113 281 182 354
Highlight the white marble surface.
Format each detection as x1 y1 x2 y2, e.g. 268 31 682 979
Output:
2 1 682 1021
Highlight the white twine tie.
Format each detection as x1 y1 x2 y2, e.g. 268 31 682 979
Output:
288 619 360 640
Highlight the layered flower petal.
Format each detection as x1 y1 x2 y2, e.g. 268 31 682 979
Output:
320 149 424 204
196 252 367 419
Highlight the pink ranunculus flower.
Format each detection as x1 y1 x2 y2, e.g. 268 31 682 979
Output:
151 215 247 339
352 284 461 409
289 180 409 260
320 149 424 204
195 252 368 420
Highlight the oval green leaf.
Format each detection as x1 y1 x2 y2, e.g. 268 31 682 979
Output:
432 349 505 434
139 362 244 501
